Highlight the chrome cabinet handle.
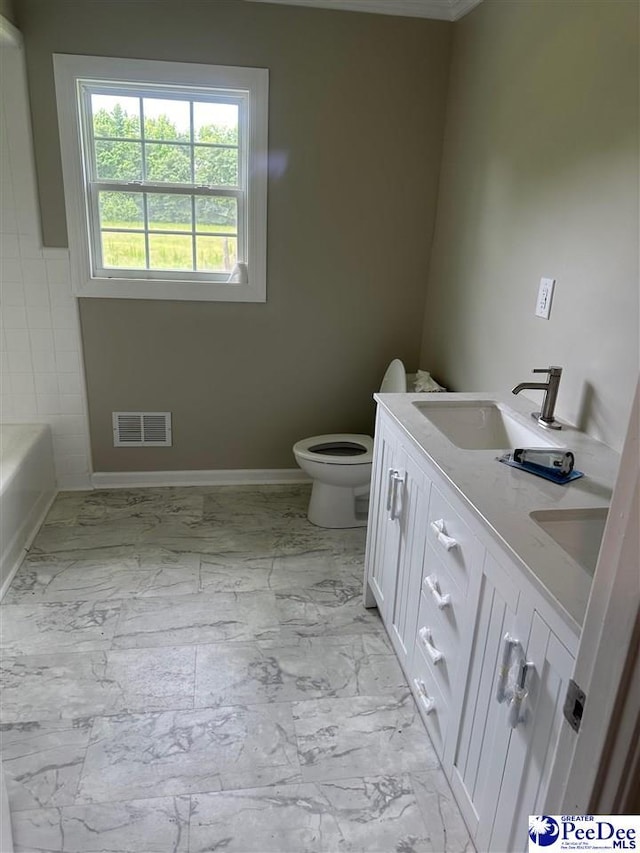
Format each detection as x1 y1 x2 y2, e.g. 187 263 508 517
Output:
386 468 396 514
430 519 458 551
389 470 405 520
413 678 435 714
418 627 443 665
508 660 533 729
424 575 451 609
496 633 519 704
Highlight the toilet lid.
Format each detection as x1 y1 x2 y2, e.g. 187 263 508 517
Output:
380 359 407 393
293 433 374 465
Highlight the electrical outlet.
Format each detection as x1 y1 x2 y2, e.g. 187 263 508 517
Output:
536 277 555 319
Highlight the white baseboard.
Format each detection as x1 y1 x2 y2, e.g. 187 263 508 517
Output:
91 468 310 489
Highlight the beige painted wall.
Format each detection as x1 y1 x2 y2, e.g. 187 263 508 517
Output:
0 0 16 25
17 0 451 471
421 0 639 452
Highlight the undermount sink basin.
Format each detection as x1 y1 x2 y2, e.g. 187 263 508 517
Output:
530 508 608 575
413 401 562 450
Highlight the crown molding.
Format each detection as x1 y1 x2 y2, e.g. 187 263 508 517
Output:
450 0 483 20
245 0 483 22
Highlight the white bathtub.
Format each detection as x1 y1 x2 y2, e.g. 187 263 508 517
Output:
0 423 56 599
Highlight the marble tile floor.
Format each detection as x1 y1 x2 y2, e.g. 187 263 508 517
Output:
0 485 473 853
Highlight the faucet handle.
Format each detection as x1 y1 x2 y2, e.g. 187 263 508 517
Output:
532 366 562 376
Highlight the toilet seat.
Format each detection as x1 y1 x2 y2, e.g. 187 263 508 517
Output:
293 433 373 466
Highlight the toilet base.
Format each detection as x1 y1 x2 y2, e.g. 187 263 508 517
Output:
307 480 369 528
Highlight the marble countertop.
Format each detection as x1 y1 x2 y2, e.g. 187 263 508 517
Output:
374 391 621 635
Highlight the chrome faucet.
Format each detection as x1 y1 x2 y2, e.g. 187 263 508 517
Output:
512 366 563 430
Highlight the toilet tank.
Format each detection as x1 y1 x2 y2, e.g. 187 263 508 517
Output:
379 359 407 393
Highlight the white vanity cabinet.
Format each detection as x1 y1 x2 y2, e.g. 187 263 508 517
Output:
364 405 578 853
364 409 432 672
449 548 574 853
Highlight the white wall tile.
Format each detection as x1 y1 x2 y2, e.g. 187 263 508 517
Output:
24 277 51 307
51 304 77 329
57 372 82 395
53 432 84 455
0 204 17 235
56 454 89 476
31 348 56 372
1 395 15 418
18 235 43 259
1 46 92 484
27 306 53 328
48 280 73 303
60 393 84 414
13 393 37 417
45 256 71 284
0 280 26 306
49 413 87 437
10 373 35 395
34 373 59 396
0 257 22 282
54 350 80 373
4 329 31 351
1 234 20 258
2 306 28 329
6 350 32 373
29 328 55 351
20 258 46 283
53 328 78 351
36 393 60 415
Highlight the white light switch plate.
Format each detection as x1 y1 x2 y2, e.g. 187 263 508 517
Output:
536 277 555 319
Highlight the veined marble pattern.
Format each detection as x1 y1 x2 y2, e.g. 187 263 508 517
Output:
189 774 466 853
112 590 281 648
4 549 201 603
276 582 385 639
0 646 196 723
292 691 441 782
11 795 191 853
76 704 302 803
193 634 406 707
1 485 473 852
0 718 92 810
0 600 121 655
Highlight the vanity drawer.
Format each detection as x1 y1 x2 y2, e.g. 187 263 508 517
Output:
414 584 460 703
426 485 482 593
410 643 448 760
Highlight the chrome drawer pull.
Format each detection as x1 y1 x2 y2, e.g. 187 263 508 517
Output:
430 519 458 551
424 574 451 609
413 678 435 714
418 626 443 664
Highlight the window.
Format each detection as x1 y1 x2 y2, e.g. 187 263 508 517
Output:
54 55 268 302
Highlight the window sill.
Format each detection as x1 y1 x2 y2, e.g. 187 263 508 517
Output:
74 275 266 302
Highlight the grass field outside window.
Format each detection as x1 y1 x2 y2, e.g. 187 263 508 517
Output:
101 221 237 271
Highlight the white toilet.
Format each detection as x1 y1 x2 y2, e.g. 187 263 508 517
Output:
293 359 407 528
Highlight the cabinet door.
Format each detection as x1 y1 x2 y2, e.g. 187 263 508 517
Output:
363 414 402 620
387 448 430 671
450 548 529 842
489 613 574 853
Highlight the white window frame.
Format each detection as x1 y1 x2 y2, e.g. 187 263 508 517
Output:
53 54 268 302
